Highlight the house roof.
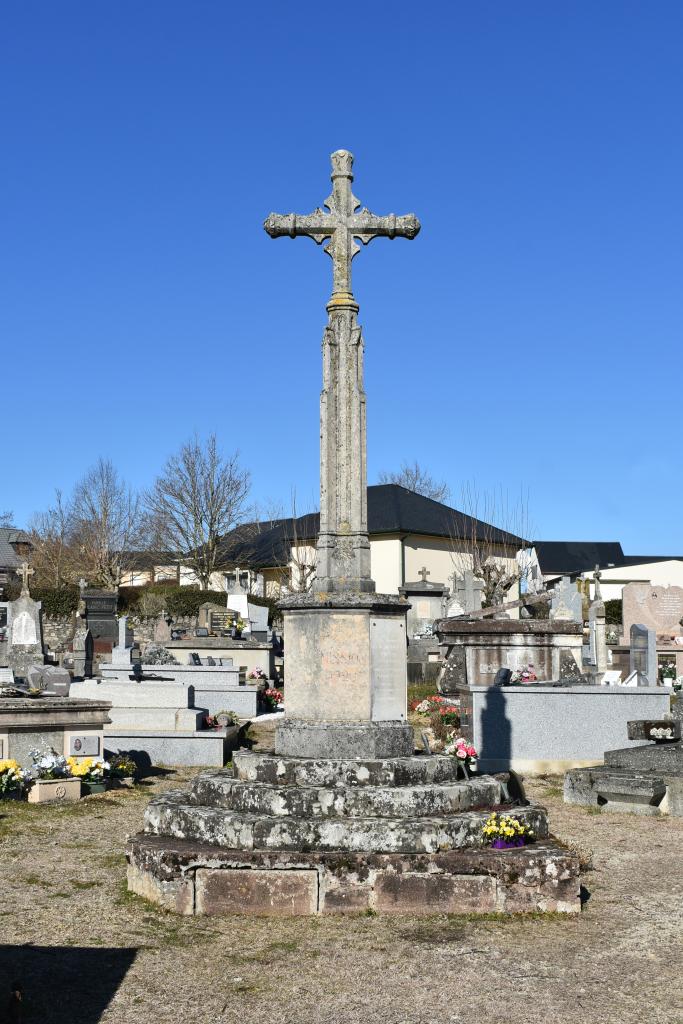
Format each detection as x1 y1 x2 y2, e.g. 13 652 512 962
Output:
534 540 625 576
0 528 31 570
218 485 526 570
535 540 683 577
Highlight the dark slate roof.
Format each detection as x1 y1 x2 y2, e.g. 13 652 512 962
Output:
218 485 526 570
533 540 625 576
0 528 31 570
604 554 683 567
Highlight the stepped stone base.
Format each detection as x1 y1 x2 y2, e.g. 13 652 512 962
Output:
275 719 414 759
128 751 580 915
127 834 580 916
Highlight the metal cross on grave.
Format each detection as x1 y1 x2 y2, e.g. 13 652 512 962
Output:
16 561 35 593
264 150 420 303
418 566 431 584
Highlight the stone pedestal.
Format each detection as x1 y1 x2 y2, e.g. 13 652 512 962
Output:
276 592 412 759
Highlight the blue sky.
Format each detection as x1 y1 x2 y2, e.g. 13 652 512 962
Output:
2 2 681 552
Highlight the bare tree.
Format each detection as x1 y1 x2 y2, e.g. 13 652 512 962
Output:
377 460 450 503
0 511 13 528
448 483 537 607
71 458 144 589
145 434 251 590
28 490 77 588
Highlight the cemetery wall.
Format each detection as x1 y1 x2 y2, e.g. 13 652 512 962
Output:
42 616 75 654
42 614 200 653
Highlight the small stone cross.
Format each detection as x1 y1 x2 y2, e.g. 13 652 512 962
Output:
418 567 431 584
78 578 87 595
15 561 34 594
593 564 603 601
264 150 420 301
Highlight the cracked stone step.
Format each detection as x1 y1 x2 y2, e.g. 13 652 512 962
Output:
190 771 502 818
144 792 548 854
231 751 465 788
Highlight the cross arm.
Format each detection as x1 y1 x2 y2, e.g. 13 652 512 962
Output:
349 210 420 244
263 210 335 245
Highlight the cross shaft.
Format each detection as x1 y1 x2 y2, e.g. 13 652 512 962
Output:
264 150 420 300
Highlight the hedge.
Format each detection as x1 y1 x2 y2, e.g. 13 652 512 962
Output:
118 586 227 617
32 586 80 617
604 599 622 625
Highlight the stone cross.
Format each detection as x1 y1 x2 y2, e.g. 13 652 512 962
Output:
593 565 603 602
418 567 431 583
265 152 420 592
264 150 420 303
78 578 87 595
15 561 35 594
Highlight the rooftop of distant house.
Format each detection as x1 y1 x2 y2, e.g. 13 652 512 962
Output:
534 539 683 577
0 527 32 569
217 484 527 570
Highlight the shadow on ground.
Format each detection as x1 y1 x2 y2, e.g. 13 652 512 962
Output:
0 946 137 1022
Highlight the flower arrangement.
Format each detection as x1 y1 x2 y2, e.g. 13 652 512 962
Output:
66 757 110 782
443 735 477 768
248 668 267 681
481 812 534 849
109 754 137 779
143 644 179 666
234 618 246 632
263 688 284 711
28 747 72 781
204 710 241 729
661 663 677 681
0 759 27 796
511 664 537 684
410 694 460 726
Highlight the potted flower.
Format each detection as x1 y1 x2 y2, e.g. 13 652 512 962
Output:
481 812 534 849
108 753 138 788
661 663 677 684
0 759 27 801
247 668 267 684
262 688 284 712
27 747 81 804
67 756 110 796
231 617 246 639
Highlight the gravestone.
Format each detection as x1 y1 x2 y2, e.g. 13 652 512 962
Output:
84 590 118 646
446 571 484 616
630 623 657 686
622 582 683 643
7 563 45 682
110 615 134 668
153 613 172 644
248 601 269 634
550 576 583 623
399 572 450 637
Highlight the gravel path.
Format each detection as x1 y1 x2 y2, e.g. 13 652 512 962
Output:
0 771 681 1024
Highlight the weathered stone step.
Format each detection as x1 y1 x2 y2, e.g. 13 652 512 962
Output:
605 743 683 773
144 791 548 854
190 770 502 818
564 766 667 814
127 832 581 916
231 750 464 788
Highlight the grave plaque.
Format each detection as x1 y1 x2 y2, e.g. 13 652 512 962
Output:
69 734 101 756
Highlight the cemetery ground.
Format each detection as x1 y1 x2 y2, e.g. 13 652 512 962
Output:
0 730 681 1024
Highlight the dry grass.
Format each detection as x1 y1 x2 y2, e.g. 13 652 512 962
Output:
0 771 681 1024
